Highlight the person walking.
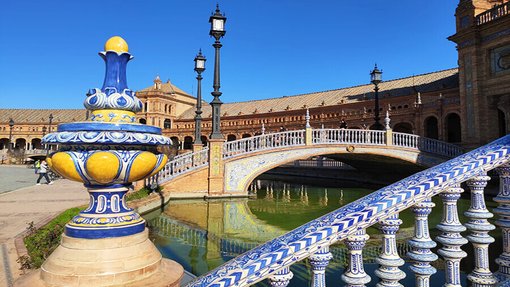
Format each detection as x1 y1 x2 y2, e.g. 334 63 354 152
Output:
36 160 53 185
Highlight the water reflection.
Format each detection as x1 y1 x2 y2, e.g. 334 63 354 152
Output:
148 180 500 287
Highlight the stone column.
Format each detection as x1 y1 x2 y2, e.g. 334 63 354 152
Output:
208 138 225 195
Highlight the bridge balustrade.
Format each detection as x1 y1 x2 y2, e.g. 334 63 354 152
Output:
149 148 209 184
223 130 305 159
313 129 386 145
186 134 510 287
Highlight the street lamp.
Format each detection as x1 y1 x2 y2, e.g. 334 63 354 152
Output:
209 4 226 139
194 49 206 145
47 114 54 154
8 118 14 152
370 64 384 130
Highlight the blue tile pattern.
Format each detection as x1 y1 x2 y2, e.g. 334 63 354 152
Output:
186 134 510 287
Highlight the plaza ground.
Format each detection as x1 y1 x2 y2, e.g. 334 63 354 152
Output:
0 165 88 287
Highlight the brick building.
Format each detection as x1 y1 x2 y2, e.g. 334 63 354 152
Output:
0 0 509 156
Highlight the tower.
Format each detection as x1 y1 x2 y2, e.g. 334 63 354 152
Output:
449 0 510 147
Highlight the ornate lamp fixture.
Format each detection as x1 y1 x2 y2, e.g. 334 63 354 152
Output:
370 64 384 130
209 4 226 139
194 49 206 145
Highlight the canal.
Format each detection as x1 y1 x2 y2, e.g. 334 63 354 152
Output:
146 179 501 287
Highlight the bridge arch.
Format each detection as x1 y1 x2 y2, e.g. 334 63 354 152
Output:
224 145 449 193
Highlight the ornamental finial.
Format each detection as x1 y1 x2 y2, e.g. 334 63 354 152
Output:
83 37 143 122
104 36 129 53
305 109 311 128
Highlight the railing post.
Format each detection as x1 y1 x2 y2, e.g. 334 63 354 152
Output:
192 143 203 166
385 129 393 146
208 139 225 195
465 173 497 287
494 163 510 281
407 198 437 287
309 246 333 287
268 267 293 287
375 213 405 287
341 229 371 287
305 109 312 145
436 184 467 287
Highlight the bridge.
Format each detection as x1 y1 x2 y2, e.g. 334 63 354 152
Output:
151 126 463 195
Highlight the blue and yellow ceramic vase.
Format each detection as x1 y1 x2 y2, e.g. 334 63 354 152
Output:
42 36 169 239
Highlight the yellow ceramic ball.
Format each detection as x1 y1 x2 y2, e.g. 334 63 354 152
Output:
128 152 158 182
50 152 83 182
148 154 168 177
86 152 120 184
104 36 129 53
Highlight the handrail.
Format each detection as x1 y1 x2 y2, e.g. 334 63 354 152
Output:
476 2 510 25
186 134 510 287
155 129 463 185
223 130 306 159
312 129 386 145
155 147 209 184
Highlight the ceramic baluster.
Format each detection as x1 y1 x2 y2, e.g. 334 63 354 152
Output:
407 198 437 287
268 267 293 287
341 229 371 287
495 164 510 280
465 173 497 287
436 184 467 287
309 246 333 287
375 213 405 287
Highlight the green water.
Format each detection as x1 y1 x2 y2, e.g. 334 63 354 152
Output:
147 180 501 287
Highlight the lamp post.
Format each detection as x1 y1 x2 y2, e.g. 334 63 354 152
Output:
370 64 384 130
47 113 54 154
8 118 14 152
209 4 226 139
194 50 206 145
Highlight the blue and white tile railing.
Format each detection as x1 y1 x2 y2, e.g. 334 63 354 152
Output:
186 134 510 287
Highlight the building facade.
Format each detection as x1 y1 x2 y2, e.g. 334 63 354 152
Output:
0 0 509 156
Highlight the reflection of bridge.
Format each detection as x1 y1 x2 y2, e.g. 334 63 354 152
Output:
151 127 463 195
150 208 412 268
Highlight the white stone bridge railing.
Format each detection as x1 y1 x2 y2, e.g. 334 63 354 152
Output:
154 128 463 185
223 130 306 159
148 147 209 185
186 134 510 287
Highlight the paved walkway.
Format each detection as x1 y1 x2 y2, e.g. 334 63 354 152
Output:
0 167 88 287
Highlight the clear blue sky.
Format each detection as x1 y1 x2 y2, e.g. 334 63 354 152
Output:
0 1 459 109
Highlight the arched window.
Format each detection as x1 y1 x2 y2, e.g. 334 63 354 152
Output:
445 113 461 143
227 134 237 142
393 122 413 134
424 116 439 139
242 134 251 138
139 118 146 124
183 136 193 150
499 109 507 137
164 119 171 129
170 137 180 148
